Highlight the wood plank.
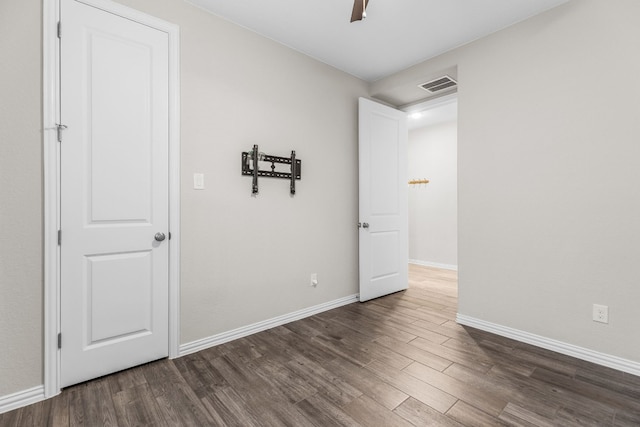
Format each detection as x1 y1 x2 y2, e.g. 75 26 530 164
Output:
487 365 617 420
324 357 408 411
296 393 363 427
357 301 423 324
324 308 418 343
341 394 414 427
0 405 22 427
554 405 614 426
112 383 169 427
574 365 640 401
285 354 361 406
374 335 453 372
33 401 50 427
378 316 450 345
407 336 493 373
143 360 218 426
172 353 229 399
303 316 414 370
410 319 482 343
199 386 261 427
403 361 507 417
509 346 578 377
442 337 534 377
81 378 117 426
368 301 451 325
245 356 318 404
446 401 510 427
393 397 465 427
498 402 556 427
531 367 640 413
107 365 148 394
443 363 560 419
68 384 87 427
210 354 316 426
251 325 339 366
364 359 457 414
614 408 640 427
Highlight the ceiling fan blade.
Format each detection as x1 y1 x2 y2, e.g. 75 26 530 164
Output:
350 0 369 22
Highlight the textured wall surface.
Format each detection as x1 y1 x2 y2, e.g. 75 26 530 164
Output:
375 0 640 363
0 0 44 396
408 121 457 268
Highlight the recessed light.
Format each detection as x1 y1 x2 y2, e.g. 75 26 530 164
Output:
409 112 423 120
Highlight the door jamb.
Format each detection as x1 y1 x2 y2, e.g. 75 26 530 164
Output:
43 0 181 398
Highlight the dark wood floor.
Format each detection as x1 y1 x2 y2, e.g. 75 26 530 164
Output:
3 264 640 426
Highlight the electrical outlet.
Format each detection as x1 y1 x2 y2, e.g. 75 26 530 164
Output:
310 273 318 287
592 304 609 324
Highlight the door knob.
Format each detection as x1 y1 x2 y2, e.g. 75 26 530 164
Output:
362 223 370 229
154 232 166 242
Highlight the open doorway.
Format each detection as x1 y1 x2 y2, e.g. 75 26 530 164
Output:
357 94 456 301
404 95 458 275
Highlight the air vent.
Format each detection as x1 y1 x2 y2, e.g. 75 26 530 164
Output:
419 76 457 93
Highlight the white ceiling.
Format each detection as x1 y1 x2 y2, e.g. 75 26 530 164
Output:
186 0 569 82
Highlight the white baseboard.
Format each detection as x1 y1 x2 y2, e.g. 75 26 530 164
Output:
409 259 458 271
0 385 45 415
457 314 640 377
179 294 359 357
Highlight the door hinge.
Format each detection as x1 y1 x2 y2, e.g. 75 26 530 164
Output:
57 21 61 38
168 232 171 240
56 124 67 143
57 230 61 245
57 333 62 349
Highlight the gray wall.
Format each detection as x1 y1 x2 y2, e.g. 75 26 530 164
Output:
0 0 367 397
0 0 44 396
374 0 640 363
408 121 457 268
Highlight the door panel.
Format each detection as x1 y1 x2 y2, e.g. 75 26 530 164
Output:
60 0 169 387
89 31 154 223
371 232 400 279
85 251 153 344
359 98 408 302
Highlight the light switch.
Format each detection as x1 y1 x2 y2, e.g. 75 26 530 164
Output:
193 173 205 190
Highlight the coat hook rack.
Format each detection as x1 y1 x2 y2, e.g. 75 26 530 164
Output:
241 144 302 195
408 179 430 186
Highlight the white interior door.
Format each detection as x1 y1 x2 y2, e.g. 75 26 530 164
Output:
358 97 408 302
60 0 170 387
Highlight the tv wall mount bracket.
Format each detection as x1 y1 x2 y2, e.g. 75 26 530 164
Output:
242 144 301 195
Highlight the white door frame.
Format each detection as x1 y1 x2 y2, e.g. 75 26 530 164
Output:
43 0 181 398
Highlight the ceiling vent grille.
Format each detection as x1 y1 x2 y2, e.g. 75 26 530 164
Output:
419 76 457 93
